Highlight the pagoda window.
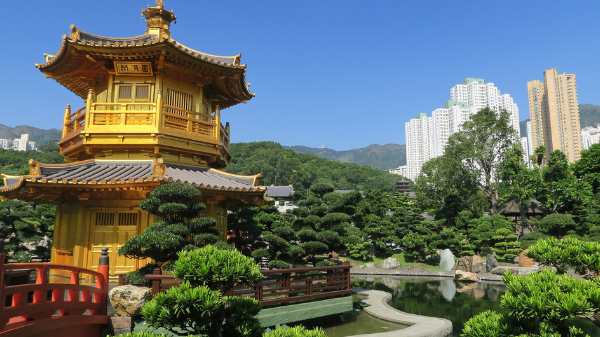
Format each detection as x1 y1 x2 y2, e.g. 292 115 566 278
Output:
135 85 150 101
118 85 133 101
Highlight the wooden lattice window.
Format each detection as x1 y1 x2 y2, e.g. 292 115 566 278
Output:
165 89 193 116
136 85 149 100
95 212 115 226
118 213 138 227
118 85 132 100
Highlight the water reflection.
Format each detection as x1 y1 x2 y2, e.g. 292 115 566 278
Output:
350 276 507 336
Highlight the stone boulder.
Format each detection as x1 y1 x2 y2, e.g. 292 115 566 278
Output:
486 254 498 272
455 270 478 282
457 255 485 272
439 249 455 271
519 249 536 267
109 285 152 317
365 262 375 268
471 262 486 274
381 257 400 269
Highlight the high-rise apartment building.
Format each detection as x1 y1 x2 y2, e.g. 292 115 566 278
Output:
527 69 581 163
405 78 519 180
405 113 434 180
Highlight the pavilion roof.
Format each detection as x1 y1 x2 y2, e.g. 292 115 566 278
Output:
498 197 544 216
36 26 254 109
0 159 266 203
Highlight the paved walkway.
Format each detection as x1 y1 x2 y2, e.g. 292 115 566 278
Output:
350 289 453 337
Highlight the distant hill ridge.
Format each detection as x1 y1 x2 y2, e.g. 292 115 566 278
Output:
0 125 61 145
285 144 406 171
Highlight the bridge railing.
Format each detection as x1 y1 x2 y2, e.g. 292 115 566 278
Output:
0 247 110 337
142 261 352 307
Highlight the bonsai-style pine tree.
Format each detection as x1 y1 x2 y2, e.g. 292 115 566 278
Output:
141 245 264 337
0 200 55 262
118 182 221 284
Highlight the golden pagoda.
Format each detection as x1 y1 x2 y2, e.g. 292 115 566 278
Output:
0 1 267 276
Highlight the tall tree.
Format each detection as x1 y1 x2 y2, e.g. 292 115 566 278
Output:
499 143 543 229
444 107 517 214
572 143 600 194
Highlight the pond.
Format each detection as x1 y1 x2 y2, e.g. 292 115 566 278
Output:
299 309 408 337
350 276 600 337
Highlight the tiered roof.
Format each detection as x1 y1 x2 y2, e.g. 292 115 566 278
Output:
1 159 266 204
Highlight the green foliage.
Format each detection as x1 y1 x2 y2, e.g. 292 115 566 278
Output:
345 241 373 261
109 333 200 337
142 245 264 337
174 246 262 293
227 142 399 192
419 108 516 216
263 325 326 337
526 237 600 276
142 281 223 335
268 260 291 269
0 148 64 178
461 310 508 337
0 200 55 261
540 213 576 237
118 183 218 273
572 143 600 194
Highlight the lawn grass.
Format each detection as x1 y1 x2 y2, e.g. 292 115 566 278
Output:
340 252 441 271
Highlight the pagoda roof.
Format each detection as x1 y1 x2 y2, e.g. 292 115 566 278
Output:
36 25 254 109
1 159 266 202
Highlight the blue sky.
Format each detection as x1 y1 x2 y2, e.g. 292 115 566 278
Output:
1 1 598 150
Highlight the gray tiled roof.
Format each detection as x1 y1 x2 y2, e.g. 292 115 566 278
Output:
1 160 264 194
165 164 261 191
261 186 294 198
38 161 153 181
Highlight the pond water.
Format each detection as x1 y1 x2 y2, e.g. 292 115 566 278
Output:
350 276 600 337
300 309 408 337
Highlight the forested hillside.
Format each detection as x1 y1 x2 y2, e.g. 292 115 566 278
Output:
579 104 600 127
227 142 399 193
285 144 406 170
0 149 64 186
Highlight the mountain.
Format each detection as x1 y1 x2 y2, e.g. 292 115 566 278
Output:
228 142 399 192
284 143 406 170
579 104 600 128
0 125 61 145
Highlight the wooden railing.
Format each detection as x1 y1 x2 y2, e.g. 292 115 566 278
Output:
0 249 110 337
62 106 86 138
61 89 231 152
142 262 352 307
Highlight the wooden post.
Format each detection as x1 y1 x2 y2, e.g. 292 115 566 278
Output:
152 268 161 296
214 105 220 140
344 260 351 290
85 89 94 127
156 90 163 129
225 122 230 147
95 247 109 315
62 104 71 137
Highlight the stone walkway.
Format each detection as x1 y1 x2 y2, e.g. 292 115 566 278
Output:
350 289 453 337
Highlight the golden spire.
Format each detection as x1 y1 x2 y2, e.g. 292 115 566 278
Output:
142 0 176 38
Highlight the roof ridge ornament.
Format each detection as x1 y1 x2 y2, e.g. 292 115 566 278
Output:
142 1 176 39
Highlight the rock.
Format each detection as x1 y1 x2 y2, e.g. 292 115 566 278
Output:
380 257 400 269
439 249 455 271
490 267 504 275
328 252 339 259
455 270 478 282
110 316 132 335
519 249 536 267
471 262 486 274
513 256 520 263
109 285 152 317
365 262 375 268
457 255 486 272
486 254 498 272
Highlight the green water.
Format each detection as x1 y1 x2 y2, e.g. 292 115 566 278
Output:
299 309 408 337
350 276 600 337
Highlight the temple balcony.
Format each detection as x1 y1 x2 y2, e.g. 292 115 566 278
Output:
59 89 231 167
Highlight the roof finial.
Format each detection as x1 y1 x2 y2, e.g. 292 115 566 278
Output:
156 0 164 8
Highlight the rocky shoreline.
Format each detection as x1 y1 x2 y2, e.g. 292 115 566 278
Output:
350 267 504 282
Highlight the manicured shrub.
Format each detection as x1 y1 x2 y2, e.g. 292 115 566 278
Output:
263 325 326 337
